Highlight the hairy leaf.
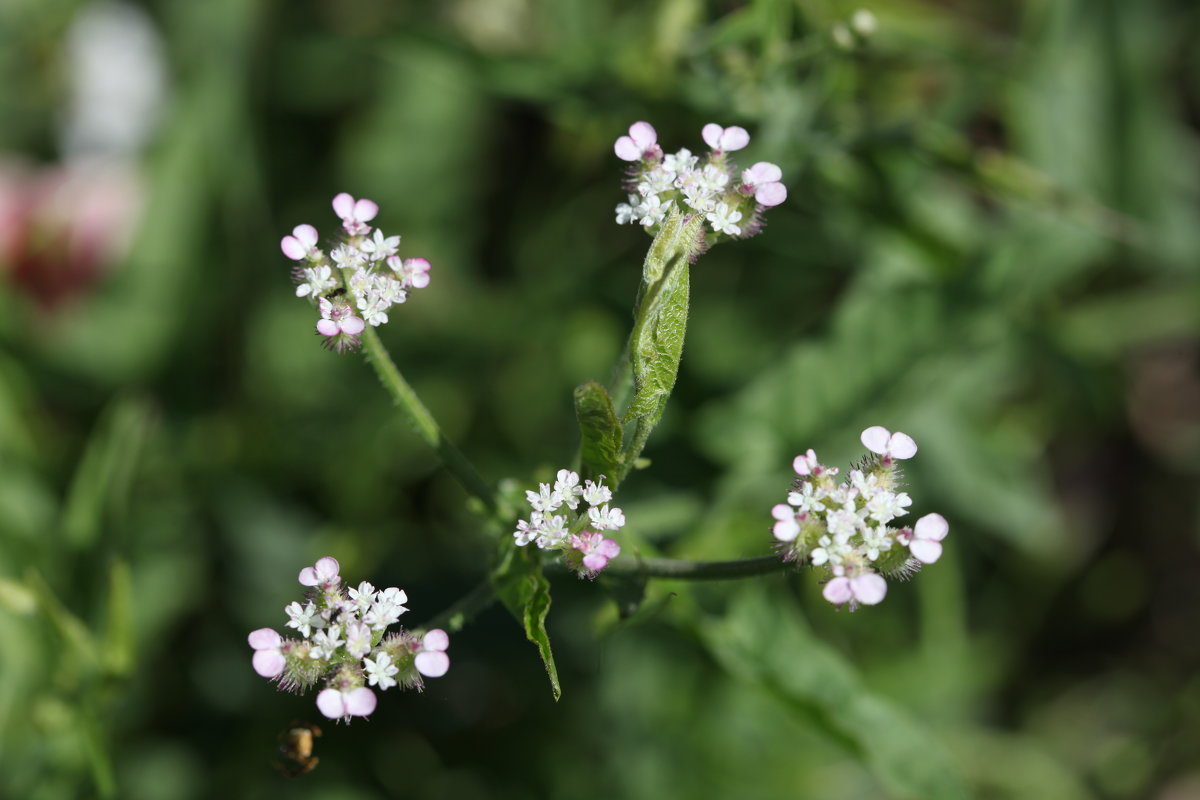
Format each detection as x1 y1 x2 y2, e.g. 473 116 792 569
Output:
491 547 562 700
574 380 624 482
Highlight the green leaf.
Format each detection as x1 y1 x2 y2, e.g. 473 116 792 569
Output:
61 395 155 550
102 559 134 678
574 380 624 481
619 209 704 481
491 547 562 700
698 586 969 800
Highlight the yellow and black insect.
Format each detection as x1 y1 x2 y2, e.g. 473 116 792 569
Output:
275 721 321 778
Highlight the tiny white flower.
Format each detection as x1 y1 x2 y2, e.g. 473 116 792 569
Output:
865 490 911 524
581 480 612 507
363 651 400 690
553 470 582 510
705 202 742 236
662 148 697 174
310 625 344 660
345 621 373 659
296 265 337 298
771 503 802 542
908 513 949 564
331 243 367 270
638 194 673 226
615 195 640 225
860 426 918 460
285 601 323 638
360 228 400 261
535 514 569 549
526 483 562 513
587 504 625 532
823 571 887 607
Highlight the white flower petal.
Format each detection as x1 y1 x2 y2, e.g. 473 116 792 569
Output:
823 577 853 605
415 651 450 678
252 649 286 678
914 513 948 542
851 573 887 604
316 688 345 719
345 687 377 716
860 426 892 455
910 539 942 564
887 432 918 459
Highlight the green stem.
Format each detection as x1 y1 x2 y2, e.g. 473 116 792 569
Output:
603 553 788 580
360 327 499 517
420 554 788 631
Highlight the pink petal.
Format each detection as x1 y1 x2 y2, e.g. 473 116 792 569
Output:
247 628 281 650
316 319 338 337
598 538 621 558
422 629 450 652
293 224 318 247
582 553 609 571
702 123 723 150
793 454 813 475
913 513 948 542
281 236 306 260
628 121 657 149
755 182 787 207
771 503 794 522
745 161 782 184
860 426 892 455
339 315 366 335
614 136 641 161
316 688 346 719
851 573 887 605
887 432 918 459
719 126 749 151
415 650 450 678
315 556 340 579
410 271 430 288
252 649 286 678
344 687 377 716
773 519 800 542
909 539 942 564
298 566 320 584
353 198 378 222
332 192 355 220
823 577 853 605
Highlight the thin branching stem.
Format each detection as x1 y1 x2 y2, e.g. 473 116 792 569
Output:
419 553 788 632
360 327 500 517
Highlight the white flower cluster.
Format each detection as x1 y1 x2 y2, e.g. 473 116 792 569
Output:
280 193 431 352
771 426 950 609
512 469 625 578
247 556 450 722
613 121 787 240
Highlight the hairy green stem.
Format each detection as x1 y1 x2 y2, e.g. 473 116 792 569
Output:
360 327 499 517
420 554 788 632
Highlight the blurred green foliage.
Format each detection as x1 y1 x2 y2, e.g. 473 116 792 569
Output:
2 0 1200 798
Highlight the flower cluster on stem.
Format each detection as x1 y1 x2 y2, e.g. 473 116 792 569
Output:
613 121 786 244
771 426 950 609
512 469 625 578
281 193 432 352
247 556 450 722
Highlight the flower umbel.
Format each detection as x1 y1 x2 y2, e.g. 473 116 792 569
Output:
247 556 451 722
770 427 949 610
613 121 787 243
512 469 625 579
281 194 432 352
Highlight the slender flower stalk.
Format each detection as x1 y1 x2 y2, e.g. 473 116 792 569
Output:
359 327 500 517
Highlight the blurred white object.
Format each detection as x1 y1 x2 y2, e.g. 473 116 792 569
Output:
60 0 166 160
